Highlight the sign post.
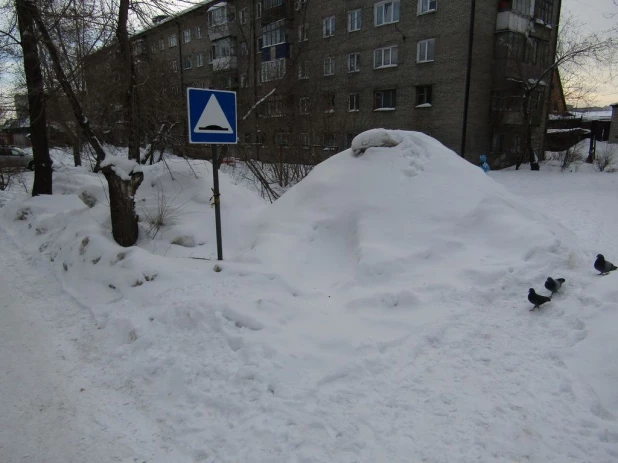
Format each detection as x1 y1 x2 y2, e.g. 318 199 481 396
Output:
187 88 237 261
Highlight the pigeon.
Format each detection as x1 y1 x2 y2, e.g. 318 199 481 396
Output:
528 288 551 311
594 254 618 275
544 277 565 295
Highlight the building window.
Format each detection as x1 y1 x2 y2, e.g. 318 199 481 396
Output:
208 6 228 26
323 15 335 38
323 133 337 150
263 20 285 47
240 42 248 55
375 1 400 26
159 38 165 50
196 26 202 39
261 58 286 82
417 38 435 62
323 93 335 112
256 1 262 18
298 23 308 41
415 85 432 106
168 34 177 48
299 133 310 147
492 132 504 152
299 60 309 79
323 56 335 76
150 42 157 53
348 52 360 72
348 9 362 31
196 53 204 67
299 97 310 114
418 0 437 14
260 94 284 117
171 60 179 72
374 45 398 68
240 74 248 88
348 93 360 111
265 0 283 9
536 0 553 23
240 8 248 24
208 50 213 63
275 132 288 145
374 89 396 109
184 56 192 70
211 38 235 59
183 29 191 43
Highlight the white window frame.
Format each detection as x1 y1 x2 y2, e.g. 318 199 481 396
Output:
323 15 335 38
171 60 179 72
263 20 285 47
183 29 191 43
196 53 204 67
159 38 165 50
323 56 335 76
418 0 437 14
374 1 400 26
417 38 435 63
196 26 202 39
256 1 262 18
374 45 398 68
150 42 157 53
347 52 360 72
168 34 177 48
184 56 192 70
348 93 360 111
240 73 248 88
299 132 310 148
261 58 286 83
348 9 362 32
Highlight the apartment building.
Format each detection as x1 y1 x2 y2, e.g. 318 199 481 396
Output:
91 0 561 167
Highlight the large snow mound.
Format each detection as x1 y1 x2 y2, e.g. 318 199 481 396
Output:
242 129 584 290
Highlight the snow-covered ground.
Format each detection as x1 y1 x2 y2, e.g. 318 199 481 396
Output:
1 132 618 462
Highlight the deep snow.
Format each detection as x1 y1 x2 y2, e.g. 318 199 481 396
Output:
1 132 618 462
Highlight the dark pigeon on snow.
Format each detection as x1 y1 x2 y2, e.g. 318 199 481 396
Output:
544 277 565 295
528 288 551 311
594 254 618 275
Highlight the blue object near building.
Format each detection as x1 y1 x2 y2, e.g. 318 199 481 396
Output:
479 154 491 173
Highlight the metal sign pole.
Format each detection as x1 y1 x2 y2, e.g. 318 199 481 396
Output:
212 144 223 261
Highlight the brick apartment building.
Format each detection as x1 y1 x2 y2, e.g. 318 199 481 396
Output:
87 0 561 167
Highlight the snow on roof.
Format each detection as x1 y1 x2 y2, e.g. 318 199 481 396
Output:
571 110 612 121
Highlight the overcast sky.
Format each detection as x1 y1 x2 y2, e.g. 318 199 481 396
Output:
562 0 617 106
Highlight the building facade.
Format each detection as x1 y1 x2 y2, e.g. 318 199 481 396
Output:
89 0 562 167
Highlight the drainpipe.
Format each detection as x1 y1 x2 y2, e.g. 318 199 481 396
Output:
460 0 476 159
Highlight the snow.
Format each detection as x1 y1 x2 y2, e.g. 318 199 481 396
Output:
547 127 590 134
2 131 618 462
100 154 142 181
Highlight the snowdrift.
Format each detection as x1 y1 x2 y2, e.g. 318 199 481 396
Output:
242 129 585 293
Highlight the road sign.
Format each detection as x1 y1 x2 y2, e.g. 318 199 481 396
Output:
187 88 237 144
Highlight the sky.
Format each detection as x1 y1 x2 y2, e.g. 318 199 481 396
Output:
562 0 617 106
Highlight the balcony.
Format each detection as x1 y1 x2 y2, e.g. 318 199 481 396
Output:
208 22 236 41
212 56 238 72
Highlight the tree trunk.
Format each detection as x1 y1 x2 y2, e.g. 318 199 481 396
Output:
116 0 140 163
522 92 539 170
15 0 52 196
102 167 144 247
72 133 82 167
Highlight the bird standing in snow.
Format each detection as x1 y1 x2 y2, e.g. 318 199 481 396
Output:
528 288 551 311
594 254 618 275
544 277 565 295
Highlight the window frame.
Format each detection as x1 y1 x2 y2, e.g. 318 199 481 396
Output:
347 52 361 72
168 34 177 48
348 93 360 111
183 29 192 44
373 89 397 110
374 45 398 69
196 53 204 67
374 1 400 27
417 38 435 63
323 56 335 76
263 19 286 47
299 96 310 114
348 9 362 32
415 85 433 106
323 15 336 38
418 0 437 14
